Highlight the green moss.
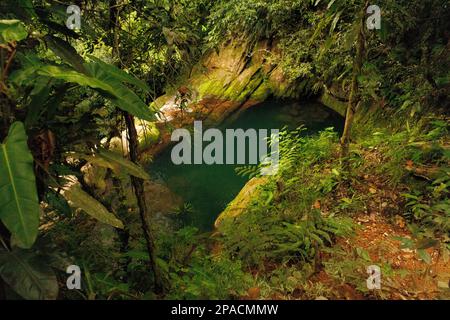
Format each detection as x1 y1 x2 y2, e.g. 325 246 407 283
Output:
152 42 302 117
197 78 227 98
269 81 289 98
319 91 347 116
138 122 160 149
249 81 271 101
222 80 245 100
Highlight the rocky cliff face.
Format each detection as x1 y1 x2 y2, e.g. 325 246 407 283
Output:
138 40 300 157
152 40 293 124
137 40 347 158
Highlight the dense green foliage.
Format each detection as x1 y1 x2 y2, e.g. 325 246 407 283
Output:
0 0 448 300
225 129 355 266
207 0 450 110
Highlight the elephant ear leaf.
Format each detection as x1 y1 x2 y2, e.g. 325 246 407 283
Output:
44 35 88 74
84 61 155 121
36 64 155 121
0 249 58 300
87 55 150 92
97 148 150 180
0 122 40 248
69 149 150 179
62 182 124 229
0 19 27 43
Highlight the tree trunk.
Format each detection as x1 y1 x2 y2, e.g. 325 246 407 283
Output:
108 0 162 293
109 0 120 57
124 112 164 294
340 3 368 159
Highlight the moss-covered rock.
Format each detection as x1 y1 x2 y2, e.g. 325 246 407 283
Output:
137 121 160 150
142 40 345 158
108 121 160 156
318 90 347 117
214 177 268 228
150 41 297 130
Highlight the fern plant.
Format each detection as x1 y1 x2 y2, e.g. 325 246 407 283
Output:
220 127 353 267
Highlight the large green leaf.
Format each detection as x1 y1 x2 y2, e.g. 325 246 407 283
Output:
72 148 150 180
0 122 40 248
98 148 150 180
43 36 150 92
3 0 37 21
12 47 154 121
36 65 154 121
104 81 155 121
37 65 114 92
0 249 58 300
39 36 152 119
24 77 53 127
45 35 88 74
87 56 150 92
63 183 124 229
9 53 42 86
0 19 27 43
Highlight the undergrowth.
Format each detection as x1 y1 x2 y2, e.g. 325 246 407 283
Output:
165 115 449 299
44 115 448 300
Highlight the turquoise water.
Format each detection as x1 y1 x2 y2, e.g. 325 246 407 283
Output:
148 99 343 230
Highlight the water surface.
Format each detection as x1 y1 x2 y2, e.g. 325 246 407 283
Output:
148 100 343 230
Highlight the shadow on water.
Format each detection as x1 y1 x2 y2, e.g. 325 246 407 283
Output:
147 99 344 231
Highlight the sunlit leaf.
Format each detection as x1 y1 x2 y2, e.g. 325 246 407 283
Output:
86 56 150 92
97 148 150 180
0 19 27 43
0 122 40 248
62 183 124 229
45 35 87 74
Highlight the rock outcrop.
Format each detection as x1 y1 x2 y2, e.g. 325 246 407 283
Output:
138 40 349 158
214 177 267 228
139 40 297 157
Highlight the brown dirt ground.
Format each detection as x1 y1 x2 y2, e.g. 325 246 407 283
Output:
311 149 450 300
328 213 450 299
